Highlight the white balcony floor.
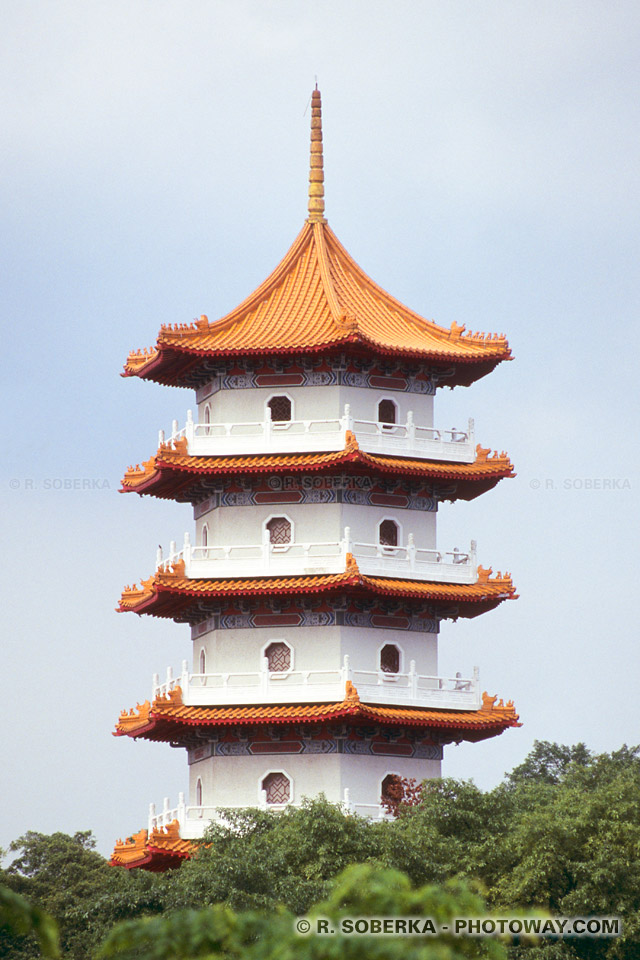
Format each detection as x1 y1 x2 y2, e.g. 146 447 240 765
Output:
163 409 475 463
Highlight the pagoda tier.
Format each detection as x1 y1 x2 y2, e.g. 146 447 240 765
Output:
118 559 517 624
116 684 520 746
122 436 514 505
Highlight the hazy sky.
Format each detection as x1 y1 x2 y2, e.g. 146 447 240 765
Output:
2 0 638 858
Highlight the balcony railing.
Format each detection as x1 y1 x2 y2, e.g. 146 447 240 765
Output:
153 657 481 711
149 789 392 839
156 530 477 583
159 406 475 462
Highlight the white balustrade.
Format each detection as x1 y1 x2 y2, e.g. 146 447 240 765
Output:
156 529 477 583
152 656 481 711
161 406 475 462
148 792 391 838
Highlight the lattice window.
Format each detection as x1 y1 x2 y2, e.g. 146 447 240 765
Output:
381 773 402 803
262 772 291 804
379 519 399 547
378 399 396 425
267 516 291 544
380 644 400 674
268 395 292 422
265 641 291 672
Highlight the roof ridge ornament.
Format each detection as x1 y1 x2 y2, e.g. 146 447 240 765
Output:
307 87 326 222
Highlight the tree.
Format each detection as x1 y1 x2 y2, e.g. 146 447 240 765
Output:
98 863 509 960
0 885 60 958
1 831 164 960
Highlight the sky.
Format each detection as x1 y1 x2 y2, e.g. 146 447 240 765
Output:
1 0 638 859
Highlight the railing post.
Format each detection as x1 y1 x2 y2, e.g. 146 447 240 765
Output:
470 539 477 578
183 531 191 568
407 532 416 572
468 417 475 446
342 402 353 434
341 654 351 685
166 665 173 692
156 545 163 568
409 659 417 699
177 791 186 828
148 802 156 834
181 660 189 696
186 409 194 444
162 796 171 828
343 525 352 561
152 672 159 700
171 419 179 439
158 429 165 446
407 410 415 447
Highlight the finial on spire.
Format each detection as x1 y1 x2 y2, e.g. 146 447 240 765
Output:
308 87 325 222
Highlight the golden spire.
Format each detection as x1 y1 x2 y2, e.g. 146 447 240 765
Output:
307 87 326 222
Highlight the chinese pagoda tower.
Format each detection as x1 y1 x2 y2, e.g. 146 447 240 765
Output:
111 89 519 871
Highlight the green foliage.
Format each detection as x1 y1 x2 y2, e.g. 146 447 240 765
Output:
98 864 507 960
3 743 638 959
170 796 384 913
0 885 60 957
506 742 593 787
0 831 164 960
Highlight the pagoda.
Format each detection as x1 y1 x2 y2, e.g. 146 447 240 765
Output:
111 89 519 871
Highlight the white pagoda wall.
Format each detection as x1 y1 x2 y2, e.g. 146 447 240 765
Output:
194 503 437 550
197 384 434 427
188 753 441 813
192 625 438 677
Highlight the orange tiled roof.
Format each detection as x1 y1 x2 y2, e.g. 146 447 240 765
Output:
123 91 510 387
121 435 514 502
118 557 517 620
110 821 193 871
115 683 520 743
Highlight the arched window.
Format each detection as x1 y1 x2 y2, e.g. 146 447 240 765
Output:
262 771 291 805
380 644 400 674
379 519 399 547
196 777 203 806
202 524 208 547
267 395 292 422
378 399 397 426
380 773 402 804
265 641 291 672
199 648 206 675
266 516 291 545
